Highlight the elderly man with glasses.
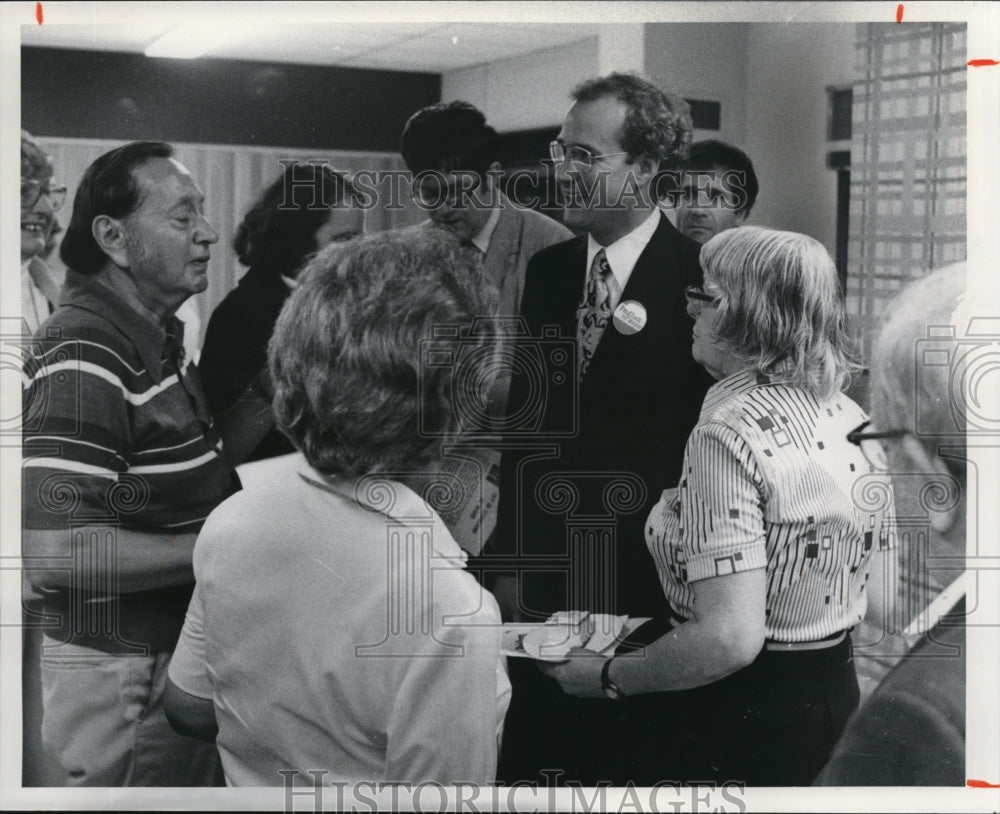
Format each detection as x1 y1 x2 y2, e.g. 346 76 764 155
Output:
21 131 67 335
818 262 969 785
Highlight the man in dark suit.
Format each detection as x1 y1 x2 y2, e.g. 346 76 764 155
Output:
488 73 715 784
817 263 968 786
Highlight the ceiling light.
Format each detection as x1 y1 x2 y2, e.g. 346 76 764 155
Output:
145 25 247 59
451 36 459 45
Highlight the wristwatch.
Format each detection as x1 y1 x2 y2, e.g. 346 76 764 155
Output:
601 656 626 701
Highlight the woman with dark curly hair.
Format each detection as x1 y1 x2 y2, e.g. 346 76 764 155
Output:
165 229 509 785
543 227 896 785
199 162 364 463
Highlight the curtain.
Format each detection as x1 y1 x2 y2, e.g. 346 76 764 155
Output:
844 22 967 688
846 22 967 366
37 137 426 349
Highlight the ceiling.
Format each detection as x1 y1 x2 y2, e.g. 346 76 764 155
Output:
20 19 605 73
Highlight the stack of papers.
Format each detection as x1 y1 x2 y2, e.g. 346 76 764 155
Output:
501 611 651 661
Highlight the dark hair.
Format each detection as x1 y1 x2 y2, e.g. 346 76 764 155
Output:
269 229 496 478
59 141 174 275
571 72 692 172
687 139 760 215
400 101 500 178
234 163 355 277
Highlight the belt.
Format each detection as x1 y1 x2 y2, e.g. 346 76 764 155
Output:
764 630 848 652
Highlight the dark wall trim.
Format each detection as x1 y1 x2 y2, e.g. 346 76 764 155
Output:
22 47 440 152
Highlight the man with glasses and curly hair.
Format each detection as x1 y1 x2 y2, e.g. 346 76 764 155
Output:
488 73 714 784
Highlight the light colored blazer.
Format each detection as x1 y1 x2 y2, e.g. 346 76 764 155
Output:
481 193 573 318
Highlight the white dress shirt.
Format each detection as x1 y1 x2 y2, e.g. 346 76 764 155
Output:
21 257 54 335
584 208 662 311
470 203 502 255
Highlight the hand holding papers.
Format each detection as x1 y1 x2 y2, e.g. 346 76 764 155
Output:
501 611 651 661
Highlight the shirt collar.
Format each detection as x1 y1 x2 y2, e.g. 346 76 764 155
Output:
296 462 469 568
59 270 182 384
700 367 766 418
470 203 502 255
585 208 661 295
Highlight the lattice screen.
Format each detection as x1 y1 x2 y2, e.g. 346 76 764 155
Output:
846 22 967 366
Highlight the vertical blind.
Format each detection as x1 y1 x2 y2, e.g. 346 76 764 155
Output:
846 22 967 366
845 22 967 658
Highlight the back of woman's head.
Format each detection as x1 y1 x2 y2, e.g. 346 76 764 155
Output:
700 226 856 399
269 229 496 477
233 163 354 278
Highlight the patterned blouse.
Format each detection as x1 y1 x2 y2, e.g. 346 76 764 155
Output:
645 369 894 642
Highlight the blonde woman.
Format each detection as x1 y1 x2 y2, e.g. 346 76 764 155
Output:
544 227 895 785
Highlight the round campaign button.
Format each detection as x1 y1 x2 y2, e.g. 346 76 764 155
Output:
612 300 647 335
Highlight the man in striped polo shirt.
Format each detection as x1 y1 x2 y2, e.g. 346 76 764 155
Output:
22 141 238 786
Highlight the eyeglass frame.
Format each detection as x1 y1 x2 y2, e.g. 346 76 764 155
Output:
548 140 628 170
21 178 68 211
846 420 909 470
684 285 722 314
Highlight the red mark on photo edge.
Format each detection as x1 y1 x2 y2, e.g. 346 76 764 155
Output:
36 2 43 24
968 59 1000 67
967 779 1000 788
896 4 904 23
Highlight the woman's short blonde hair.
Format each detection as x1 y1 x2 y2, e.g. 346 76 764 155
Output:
699 226 857 399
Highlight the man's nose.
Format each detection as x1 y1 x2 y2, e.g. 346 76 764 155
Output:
196 215 219 244
33 194 55 216
554 158 576 185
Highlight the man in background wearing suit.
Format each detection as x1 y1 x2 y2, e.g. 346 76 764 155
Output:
400 101 572 556
674 139 760 245
400 100 572 320
490 73 715 784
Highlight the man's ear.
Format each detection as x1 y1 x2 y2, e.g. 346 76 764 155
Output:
899 433 961 534
92 215 129 268
634 154 659 181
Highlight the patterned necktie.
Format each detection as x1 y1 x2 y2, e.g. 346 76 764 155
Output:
576 248 617 380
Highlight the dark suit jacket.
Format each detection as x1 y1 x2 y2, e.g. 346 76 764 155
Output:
491 212 714 620
198 265 294 462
